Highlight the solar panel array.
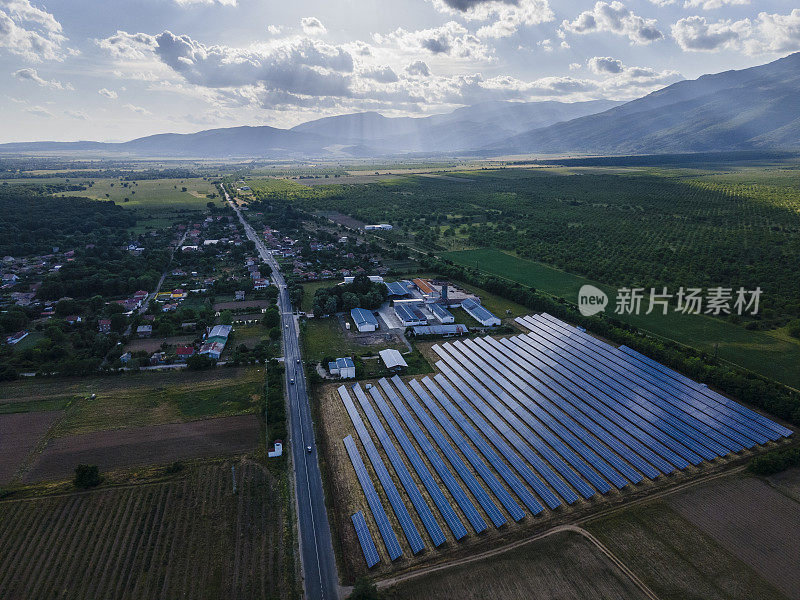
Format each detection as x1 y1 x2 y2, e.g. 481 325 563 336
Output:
351 511 380 568
337 314 791 561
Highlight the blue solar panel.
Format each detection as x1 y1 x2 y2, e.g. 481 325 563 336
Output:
460 337 659 481
423 370 564 509
486 336 680 475
537 315 770 447
351 511 380 568
370 381 469 541
406 379 509 528
432 350 609 497
422 375 546 515
523 317 745 456
383 377 488 535
444 341 641 487
352 383 447 547
339 386 425 554
343 435 402 561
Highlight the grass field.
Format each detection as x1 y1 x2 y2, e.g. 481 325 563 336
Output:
387 530 648 600
0 460 299 600
0 366 264 436
585 499 786 600
300 281 335 313
300 318 404 364
443 248 800 388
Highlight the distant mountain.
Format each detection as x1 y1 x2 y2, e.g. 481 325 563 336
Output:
0 100 621 158
487 52 800 155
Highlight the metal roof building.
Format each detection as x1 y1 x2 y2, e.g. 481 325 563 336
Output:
461 298 501 327
379 349 408 371
328 357 356 379
385 281 410 297
394 303 427 326
429 303 454 323
351 308 379 332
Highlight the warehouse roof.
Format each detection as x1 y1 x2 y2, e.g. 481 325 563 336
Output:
379 349 408 369
385 281 409 296
351 307 378 327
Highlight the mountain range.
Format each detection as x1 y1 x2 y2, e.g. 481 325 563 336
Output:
2 52 799 158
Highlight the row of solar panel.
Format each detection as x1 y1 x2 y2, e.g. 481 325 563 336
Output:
342 314 790 567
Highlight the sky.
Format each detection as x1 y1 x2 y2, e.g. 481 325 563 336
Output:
0 0 798 142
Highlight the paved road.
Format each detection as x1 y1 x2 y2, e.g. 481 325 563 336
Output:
228 193 339 600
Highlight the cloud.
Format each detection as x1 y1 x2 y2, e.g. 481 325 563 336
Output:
13 67 72 89
405 60 431 77
587 56 624 73
98 88 118 99
300 16 326 35
267 25 282 35
24 104 53 117
173 0 237 6
361 65 398 83
683 0 749 10
0 0 68 61
562 1 664 44
374 22 491 59
672 10 800 54
123 103 151 115
64 109 88 120
428 0 554 38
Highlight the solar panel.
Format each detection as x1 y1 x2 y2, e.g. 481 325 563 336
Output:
351 511 380 568
421 375 546 515
383 377 488 535
523 317 743 456
370 381 469 541
537 315 769 447
460 337 659 481
339 386 425 554
485 335 678 475
352 383 446 548
343 435 402 560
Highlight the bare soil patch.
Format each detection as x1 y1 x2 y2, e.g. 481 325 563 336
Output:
24 414 260 482
669 474 800 600
125 334 196 354
0 411 62 484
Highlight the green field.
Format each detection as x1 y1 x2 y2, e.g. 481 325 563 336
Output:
444 248 800 388
299 318 404 365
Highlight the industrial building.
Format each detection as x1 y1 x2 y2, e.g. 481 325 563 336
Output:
394 303 427 327
344 275 384 285
351 308 379 332
384 280 410 297
199 324 233 359
328 357 356 379
429 302 455 323
378 349 408 371
412 278 438 301
461 298 501 326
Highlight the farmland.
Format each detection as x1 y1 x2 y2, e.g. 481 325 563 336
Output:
386 529 648 600
0 461 299 600
443 248 800 388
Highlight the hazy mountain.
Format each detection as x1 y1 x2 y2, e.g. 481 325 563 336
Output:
488 52 800 155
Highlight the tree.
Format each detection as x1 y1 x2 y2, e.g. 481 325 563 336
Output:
347 578 382 600
341 291 360 311
187 353 215 370
323 296 338 316
262 307 279 328
74 464 101 488
220 310 233 325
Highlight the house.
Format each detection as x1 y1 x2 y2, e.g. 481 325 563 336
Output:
351 308 379 332
98 319 112 333
268 439 283 458
5 331 29 345
133 290 149 301
235 290 246 301
253 278 269 290
199 340 225 360
379 349 407 371
176 345 196 361
429 303 454 324
120 352 132 364
394 303 426 327
171 289 187 299
137 325 153 338
461 298 501 327
328 357 356 379
64 315 82 325
150 352 166 365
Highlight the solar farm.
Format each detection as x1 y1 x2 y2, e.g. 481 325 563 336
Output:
328 313 793 572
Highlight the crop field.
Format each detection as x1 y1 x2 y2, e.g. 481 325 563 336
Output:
0 461 298 600
24 414 261 482
0 411 63 484
585 491 790 600
316 316 791 580
0 366 264 436
443 248 800 389
387 529 647 600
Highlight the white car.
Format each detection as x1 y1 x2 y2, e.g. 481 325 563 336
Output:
306 445 312 453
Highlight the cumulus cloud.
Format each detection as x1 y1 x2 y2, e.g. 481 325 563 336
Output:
0 0 68 61
123 103 151 115
672 10 800 54
405 60 431 77
267 25 282 35
98 88 118 99
683 0 749 9
587 56 624 73
428 0 554 38
300 17 326 35
360 65 398 83
374 22 491 60
13 67 72 89
562 1 664 44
